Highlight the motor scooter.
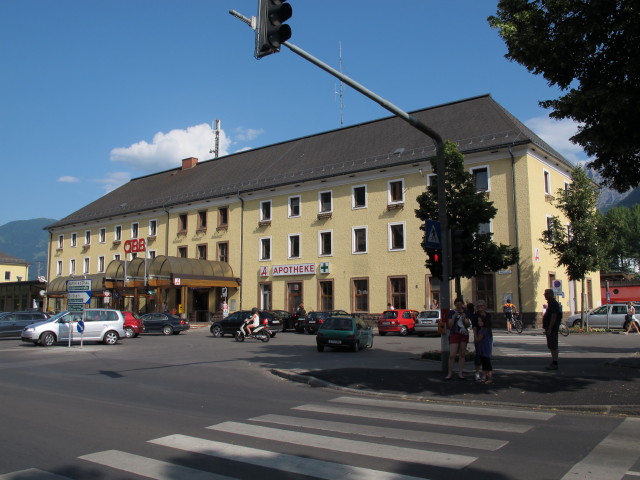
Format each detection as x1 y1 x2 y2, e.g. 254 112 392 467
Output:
235 318 270 342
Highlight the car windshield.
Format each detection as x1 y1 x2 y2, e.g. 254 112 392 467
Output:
322 317 353 331
381 311 398 319
419 311 438 319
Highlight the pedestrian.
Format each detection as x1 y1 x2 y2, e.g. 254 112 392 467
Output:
623 302 640 334
431 298 439 310
387 303 395 310
475 307 494 384
296 302 306 319
444 298 470 381
503 298 516 333
542 288 561 370
472 300 492 381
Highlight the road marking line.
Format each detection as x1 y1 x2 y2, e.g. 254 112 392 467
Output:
251 414 507 451
206 421 476 469
80 450 233 480
151 434 433 480
294 403 532 433
0 470 71 480
332 396 555 420
560 417 640 480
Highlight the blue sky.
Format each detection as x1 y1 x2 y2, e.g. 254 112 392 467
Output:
0 1 588 227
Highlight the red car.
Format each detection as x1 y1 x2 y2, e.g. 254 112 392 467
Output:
122 311 145 338
377 309 419 336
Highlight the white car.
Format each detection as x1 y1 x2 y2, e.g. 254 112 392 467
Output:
567 303 640 329
414 310 441 336
22 309 126 346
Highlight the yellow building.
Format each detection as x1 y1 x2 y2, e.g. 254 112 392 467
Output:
44 95 599 324
0 251 29 283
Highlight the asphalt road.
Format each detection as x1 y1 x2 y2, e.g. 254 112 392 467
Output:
0 327 639 480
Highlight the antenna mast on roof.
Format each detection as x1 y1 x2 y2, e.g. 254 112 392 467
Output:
210 119 221 158
334 41 344 127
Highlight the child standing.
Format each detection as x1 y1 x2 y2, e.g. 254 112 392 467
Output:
476 313 494 384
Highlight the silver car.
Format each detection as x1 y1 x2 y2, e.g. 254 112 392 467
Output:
21 309 126 346
567 303 640 329
414 310 441 336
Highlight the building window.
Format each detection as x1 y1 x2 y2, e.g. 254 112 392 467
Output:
178 214 188 233
352 226 368 254
260 237 271 261
389 223 405 251
69 259 76 275
475 274 495 311
177 246 187 258
260 283 272 310
289 196 301 218
83 258 90 274
260 200 272 222
56 261 62 276
352 185 367 209
388 179 404 204
197 244 207 260
478 221 491 235
71 233 77 247
149 219 157 237
427 174 437 188
288 234 301 259
84 230 91 245
389 276 407 309
217 242 229 263
4 271 10 281
471 166 489 191
115 225 122 241
57 235 64 249
148 250 156 259
97 256 105 273
197 210 207 231
352 278 369 312
319 230 332 256
319 191 332 214
131 222 139 238
114 254 121 261
543 169 551 195
319 280 334 310
218 207 229 228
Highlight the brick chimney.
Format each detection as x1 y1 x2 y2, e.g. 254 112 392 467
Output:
181 157 198 170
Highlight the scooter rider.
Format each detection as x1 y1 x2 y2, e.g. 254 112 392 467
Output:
244 308 260 336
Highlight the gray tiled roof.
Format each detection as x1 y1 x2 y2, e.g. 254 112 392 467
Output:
0 251 29 265
47 95 569 230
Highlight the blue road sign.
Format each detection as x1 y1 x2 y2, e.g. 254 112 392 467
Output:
77 320 85 334
424 220 442 249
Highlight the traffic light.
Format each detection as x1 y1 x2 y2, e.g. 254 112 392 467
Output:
426 248 442 279
255 0 292 59
450 227 465 276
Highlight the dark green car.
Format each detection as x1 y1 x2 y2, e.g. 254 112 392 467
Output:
316 315 374 352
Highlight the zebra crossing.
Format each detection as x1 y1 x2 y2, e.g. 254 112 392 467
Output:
1 396 638 480
492 333 579 356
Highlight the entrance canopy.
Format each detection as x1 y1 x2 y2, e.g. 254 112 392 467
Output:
47 274 106 295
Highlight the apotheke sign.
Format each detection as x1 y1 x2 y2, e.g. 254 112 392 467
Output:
260 263 316 277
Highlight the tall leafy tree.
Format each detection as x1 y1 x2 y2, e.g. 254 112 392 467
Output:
489 0 640 192
415 141 519 300
540 166 601 315
598 205 640 274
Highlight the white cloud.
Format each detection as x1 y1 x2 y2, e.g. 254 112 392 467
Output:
233 126 265 142
58 176 79 183
525 116 590 164
92 171 131 193
110 124 232 172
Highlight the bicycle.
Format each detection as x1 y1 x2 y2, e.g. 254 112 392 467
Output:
508 312 524 334
559 321 570 337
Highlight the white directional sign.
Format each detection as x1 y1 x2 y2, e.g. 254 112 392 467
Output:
67 291 91 304
67 279 92 292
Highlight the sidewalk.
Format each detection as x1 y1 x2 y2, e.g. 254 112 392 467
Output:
272 351 640 416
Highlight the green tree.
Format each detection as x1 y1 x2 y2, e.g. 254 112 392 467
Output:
540 166 601 315
598 205 640 274
489 0 640 193
415 141 519 300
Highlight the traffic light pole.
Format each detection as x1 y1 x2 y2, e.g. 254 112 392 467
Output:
230 9 451 371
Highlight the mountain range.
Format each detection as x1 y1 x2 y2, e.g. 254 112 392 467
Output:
0 218 56 280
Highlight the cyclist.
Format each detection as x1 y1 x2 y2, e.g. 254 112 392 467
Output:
503 299 517 333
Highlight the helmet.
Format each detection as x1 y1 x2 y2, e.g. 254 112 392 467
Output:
251 307 258 313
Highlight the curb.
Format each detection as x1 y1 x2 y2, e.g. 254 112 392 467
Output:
270 368 640 417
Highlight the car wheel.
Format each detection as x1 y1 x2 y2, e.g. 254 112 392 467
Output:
124 326 135 338
270 331 277 338
162 325 173 335
40 332 56 347
210 325 224 337
399 326 408 336
352 341 359 352
103 330 119 345
571 320 583 328
317 344 324 352
378 331 387 336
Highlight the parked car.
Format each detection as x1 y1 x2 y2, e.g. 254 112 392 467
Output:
567 302 640 329
377 309 419 336
304 310 349 334
316 315 374 352
0 311 49 338
414 310 441 336
210 310 284 338
21 309 125 346
140 313 190 335
268 309 294 331
122 311 145 338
